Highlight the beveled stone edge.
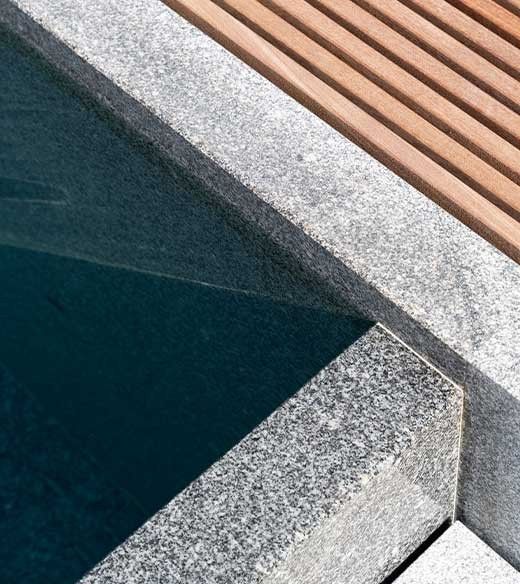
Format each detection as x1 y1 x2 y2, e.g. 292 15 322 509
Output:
80 325 462 583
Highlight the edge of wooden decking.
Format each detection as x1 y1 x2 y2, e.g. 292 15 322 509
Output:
165 0 520 264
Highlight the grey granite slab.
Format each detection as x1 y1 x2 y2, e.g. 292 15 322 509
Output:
0 0 519 566
395 522 520 584
80 326 462 584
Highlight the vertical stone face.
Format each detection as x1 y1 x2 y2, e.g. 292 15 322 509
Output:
266 389 460 584
457 378 520 569
81 326 462 584
395 522 520 584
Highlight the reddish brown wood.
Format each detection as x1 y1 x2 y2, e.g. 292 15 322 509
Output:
401 0 520 77
261 0 520 183
354 0 520 112
164 0 520 263
495 0 520 17
216 0 520 220
448 0 520 47
311 0 520 147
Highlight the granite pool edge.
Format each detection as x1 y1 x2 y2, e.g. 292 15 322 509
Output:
1 0 519 565
79 325 462 584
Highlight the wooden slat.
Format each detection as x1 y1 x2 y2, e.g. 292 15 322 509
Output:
354 0 520 112
217 0 520 220
448 0 520 47
401 0 520 77
261 0 520 183
165 0 520 263
311 0 520 147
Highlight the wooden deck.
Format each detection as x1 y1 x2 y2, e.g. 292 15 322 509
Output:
164 0 520 263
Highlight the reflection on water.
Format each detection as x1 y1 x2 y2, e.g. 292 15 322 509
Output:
0 27 372 584
0 29 340 310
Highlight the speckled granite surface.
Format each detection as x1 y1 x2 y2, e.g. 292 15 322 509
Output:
395 522 520 584
80 326 461 584
1 0 519 567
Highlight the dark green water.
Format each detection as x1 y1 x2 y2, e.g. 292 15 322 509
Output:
0 29 371 583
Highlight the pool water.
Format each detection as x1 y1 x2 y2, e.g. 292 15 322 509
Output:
0 29 371 583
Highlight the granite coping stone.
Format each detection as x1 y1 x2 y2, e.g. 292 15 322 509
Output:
80 325 462 584
0 0 519 566
395 521 520 584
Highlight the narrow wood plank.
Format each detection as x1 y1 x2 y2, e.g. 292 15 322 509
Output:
261 0 520 183
165 0 520 262
311 0 520 147
401 0 520 78
354 0 520 112
217 0 520 219
448 0 520 47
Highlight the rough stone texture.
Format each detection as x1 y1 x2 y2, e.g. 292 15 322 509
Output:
395 522 520 583
1 0 519 567
81 326 462 584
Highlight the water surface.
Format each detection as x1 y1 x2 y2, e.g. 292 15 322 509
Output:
0 29 371 583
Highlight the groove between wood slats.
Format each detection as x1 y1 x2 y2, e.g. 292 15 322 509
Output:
400 0 520 78
494 0 520 18
309 0 520 147
215 0 520 221
165 0 520 263
352 0 520 113
448 0 520 48
260 0 520 184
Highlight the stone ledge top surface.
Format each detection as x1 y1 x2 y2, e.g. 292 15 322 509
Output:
80 325 461 583
396 522 520 584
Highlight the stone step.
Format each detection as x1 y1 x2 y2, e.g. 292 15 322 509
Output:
395 521 520 584
81 326 462 584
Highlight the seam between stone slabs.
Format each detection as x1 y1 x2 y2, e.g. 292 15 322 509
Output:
1 0 519 565
379 324 464 391
452 385 466 524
